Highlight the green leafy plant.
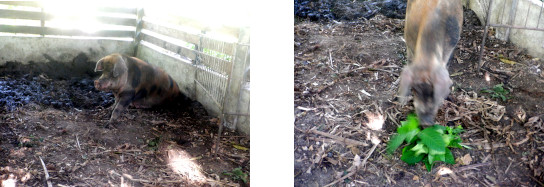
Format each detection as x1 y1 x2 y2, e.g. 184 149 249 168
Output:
481 83 510 101
146 137 160 151
387 114 470 172
223 167 248 184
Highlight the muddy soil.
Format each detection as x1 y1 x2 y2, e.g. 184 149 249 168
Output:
0 54 249 186
294 6 544 187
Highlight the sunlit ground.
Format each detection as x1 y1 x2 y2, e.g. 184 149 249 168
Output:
365 112 385 131
0 166 32 187
165 147 208 184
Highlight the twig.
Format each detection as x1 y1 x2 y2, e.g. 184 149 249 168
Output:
109 170 152 183
307 137 349 146
454 162 491 172
324 142 379 187
39 156 53 187
512 131 535 146
76 134 82 152
308 129 368 146
480 118 494 152
462 141 506 150
368 68 400 77
528 174 544 186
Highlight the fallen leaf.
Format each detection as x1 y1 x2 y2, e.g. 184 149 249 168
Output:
232 144 248 151
485 175 496 183
450 72 464 77
413 175 420 181
515 106 526 123
350 146 360 156
325 157 338 165
499 58 516 65
458 154 472 165
352 154 361 168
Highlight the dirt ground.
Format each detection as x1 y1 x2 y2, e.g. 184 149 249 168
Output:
294 6 544 187
0 54 250 186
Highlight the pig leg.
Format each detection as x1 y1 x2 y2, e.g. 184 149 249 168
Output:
108 91 134 124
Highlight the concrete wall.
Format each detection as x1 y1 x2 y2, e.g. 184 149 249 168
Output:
466 0 544 59
0 36 134 65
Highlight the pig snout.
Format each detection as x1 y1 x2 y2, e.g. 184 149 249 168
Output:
417 110 436 126
94 79 110 91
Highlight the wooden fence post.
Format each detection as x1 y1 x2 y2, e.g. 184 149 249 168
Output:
133 8 144 56
40 7 45 37
222 26 250 131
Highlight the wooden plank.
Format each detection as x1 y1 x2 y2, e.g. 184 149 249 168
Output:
142 33 197 61
0 24 41 34
145 13 240 40
0 9 42 20
0 3 136 15
0 11 136 27
95 16 136 27
0 24 134 37
143 20 200 45
0 1 41 7
44 27 134 37
95 7 137 15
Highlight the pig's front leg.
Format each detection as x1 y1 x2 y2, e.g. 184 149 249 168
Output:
108 91 134 125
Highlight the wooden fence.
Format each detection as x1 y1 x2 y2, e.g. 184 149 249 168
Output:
0 1 136 38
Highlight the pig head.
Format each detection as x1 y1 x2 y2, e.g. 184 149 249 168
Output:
398 0 463 126
94 53 181 122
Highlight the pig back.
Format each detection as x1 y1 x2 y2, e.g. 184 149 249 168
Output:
404 0 463 64
124 55 181 106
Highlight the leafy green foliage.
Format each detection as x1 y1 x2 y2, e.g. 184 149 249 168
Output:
223 167 248 184
387 114 420 154
481 83 510 101
147 137 161 151
386 114 469 172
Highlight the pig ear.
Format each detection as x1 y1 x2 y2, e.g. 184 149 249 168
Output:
432 67 452 103
112 56 128 77
397 67 413 105
95 58 105 72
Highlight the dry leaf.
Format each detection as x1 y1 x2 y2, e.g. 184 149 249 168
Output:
352 154 361 168
450 72 463 77
499 58 516 65
324 157 338 165
459 154 472 165
350 146 360 155
413 175 420 181
515 106 526 123
232 144 248 151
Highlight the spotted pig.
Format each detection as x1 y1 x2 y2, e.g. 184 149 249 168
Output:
94 53 181 123
398 0 463 126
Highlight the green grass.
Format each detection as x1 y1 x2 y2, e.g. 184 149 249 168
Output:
387 114 470 172
223 167 248 184
481 83 510 101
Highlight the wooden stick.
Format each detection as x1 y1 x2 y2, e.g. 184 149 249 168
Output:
309 129 368 146
454 162 491 172
39 156 53 187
